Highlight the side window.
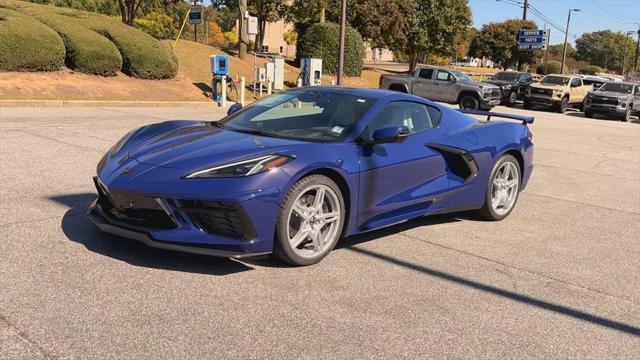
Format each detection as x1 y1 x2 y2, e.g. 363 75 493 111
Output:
570 78 582 87
418 68 433 79
635 85 640 95
365 101 441 139
435 70 452 82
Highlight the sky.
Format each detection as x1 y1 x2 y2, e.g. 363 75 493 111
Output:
469 0 640 45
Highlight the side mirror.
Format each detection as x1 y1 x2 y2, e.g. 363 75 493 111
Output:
369 126 410 144
227 103 243 116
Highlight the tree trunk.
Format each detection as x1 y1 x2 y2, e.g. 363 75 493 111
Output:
319 6 326 24
257 20 266 53
408 49 419 73
238 0 248 59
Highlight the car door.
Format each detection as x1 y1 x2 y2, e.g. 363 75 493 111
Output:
569 77 583 103
634 85 640 111
411 68 435 100
357 101 450 229
432 70 458 102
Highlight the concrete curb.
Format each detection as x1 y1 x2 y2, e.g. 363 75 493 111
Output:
0 100 229 108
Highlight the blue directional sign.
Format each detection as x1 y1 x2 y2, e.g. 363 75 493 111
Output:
518 29 549 51
189 5 202 24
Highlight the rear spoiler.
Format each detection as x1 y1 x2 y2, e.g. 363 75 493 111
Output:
457 109 534 125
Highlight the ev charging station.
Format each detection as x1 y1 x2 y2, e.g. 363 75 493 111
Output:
300 58 322 86
210 54 229 104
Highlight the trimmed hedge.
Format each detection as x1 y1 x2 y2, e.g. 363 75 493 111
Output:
0 0 177 79
299 23 364 77
536 60 563 75
0 7 65 71
25 9 123 76
579 65 603 76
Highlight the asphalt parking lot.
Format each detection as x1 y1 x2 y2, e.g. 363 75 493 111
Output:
1 104 639 359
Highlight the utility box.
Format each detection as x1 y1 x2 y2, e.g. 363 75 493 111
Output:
265 62 275 84
256 67 266 83
210 55 228 75
301 58 322 86
272 57 285 90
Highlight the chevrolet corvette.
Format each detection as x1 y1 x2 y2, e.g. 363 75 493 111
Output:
88 87 534 265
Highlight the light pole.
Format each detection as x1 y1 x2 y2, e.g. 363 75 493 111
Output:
337 0 347 85
622 30 634 76
634 28 640 77
560 9 580 74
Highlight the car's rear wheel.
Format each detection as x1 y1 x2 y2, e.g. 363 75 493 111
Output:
274 175 345 266
459 95 480 110
477 154 521 221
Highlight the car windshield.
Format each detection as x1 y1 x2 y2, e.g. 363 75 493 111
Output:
451 70 472 81
598 83 633 94
218 90 375 142
493 72 520 81
540 76 570 86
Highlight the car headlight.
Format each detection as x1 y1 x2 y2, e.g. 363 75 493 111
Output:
185 154 293 179
110 127 139 155
552 89 562 93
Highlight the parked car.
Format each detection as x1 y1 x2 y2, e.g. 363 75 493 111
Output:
579 75 608 90
379 66 502 110
88 87 534 266
584 82 640 122
484 71 534 106
524 74 592 113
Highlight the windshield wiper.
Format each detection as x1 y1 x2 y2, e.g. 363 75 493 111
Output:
211 122 225 129
227 127 271 137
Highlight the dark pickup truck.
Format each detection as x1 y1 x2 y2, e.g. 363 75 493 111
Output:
584 82 640 122
484 71 534 106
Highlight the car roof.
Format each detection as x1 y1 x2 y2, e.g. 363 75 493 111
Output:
288 86 404 100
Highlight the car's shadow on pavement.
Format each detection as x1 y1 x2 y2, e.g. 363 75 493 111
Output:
50 193 253 276
565 111 640 124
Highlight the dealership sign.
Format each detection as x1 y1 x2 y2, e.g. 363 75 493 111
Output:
518 29 548 51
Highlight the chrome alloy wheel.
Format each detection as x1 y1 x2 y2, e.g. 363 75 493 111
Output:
491 161 520 216
286 184 341 258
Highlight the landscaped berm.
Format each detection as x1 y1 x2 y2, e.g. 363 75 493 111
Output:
0 0 177 79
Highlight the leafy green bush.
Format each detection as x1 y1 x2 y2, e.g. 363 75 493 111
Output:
0 7 65 71
134 11 176 40
24 9 122 76
298 23 364 77
579 65 603 75
536 60 563 75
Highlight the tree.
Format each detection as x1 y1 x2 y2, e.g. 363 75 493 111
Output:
470 19 538 70
548 43 575 58
575 30 636 72
392 0 472 72
209 22 226 47
117 0 145 26
249 0 285 52
347 0 413 51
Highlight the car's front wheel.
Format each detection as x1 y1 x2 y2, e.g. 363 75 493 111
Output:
621 107 631 122
459 95 480 110
506 91 517 106
477 154 521 221
556 97 568 113
274 175 345 266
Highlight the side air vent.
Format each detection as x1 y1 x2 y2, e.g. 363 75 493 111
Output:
426 143 479 181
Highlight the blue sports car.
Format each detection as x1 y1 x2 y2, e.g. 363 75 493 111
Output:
88 87 534 265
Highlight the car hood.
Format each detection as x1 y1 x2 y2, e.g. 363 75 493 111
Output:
127 122 305 170
484 79 516 87
590 91 630 98
530 83 565 90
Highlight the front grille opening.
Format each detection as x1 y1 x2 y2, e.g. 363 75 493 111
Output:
179 200 256 240
93 179 177 231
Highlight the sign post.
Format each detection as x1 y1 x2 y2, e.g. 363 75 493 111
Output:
189 4 202 43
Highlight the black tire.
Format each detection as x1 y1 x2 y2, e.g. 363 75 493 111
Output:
523 98 533 110
476 154 521 221
585 110 594 118
273 175 345 266
506 91 517 107
556 97 568 113
459 95 480 110
621 107 631 122
389 84 407 93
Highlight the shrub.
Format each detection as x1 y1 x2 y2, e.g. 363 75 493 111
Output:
298 23 364 77
0 7 65 71
134 11 175 40
25 9 122 76
77 13 178 79
536 60 563 75
579 65 603 75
